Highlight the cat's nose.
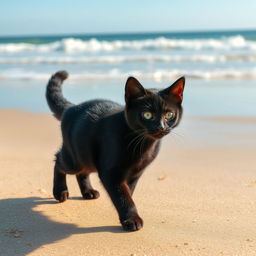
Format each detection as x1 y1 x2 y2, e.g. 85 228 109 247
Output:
157 120 165 132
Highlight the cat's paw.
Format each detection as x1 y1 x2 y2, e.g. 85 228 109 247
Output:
53 189 69 203
82 189 100 200
121 216 143 231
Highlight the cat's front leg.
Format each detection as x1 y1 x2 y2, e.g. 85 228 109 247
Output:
127 176 140 195
99 173 143 231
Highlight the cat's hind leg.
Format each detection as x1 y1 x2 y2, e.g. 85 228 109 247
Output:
53 161 69 202
76 173 100 199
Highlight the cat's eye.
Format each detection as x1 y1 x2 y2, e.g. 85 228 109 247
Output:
165 111 174 120
143 112 153 120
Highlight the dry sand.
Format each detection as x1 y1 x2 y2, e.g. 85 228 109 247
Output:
0 109 256 256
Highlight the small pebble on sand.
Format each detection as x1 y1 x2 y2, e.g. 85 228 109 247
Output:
157 175 167 181
38 188 47 194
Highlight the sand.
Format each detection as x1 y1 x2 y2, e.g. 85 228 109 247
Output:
0 109 256 256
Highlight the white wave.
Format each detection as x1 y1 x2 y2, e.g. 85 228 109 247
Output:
0 41 60 53
1 68 256 81
1 54 256 64
0 35 256 53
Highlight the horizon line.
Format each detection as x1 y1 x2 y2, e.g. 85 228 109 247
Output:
0 27 256 39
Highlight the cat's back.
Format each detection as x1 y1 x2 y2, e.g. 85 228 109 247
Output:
80 99 122 121
61 99 122 133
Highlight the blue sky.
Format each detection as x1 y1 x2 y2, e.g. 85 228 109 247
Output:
0 0 255 36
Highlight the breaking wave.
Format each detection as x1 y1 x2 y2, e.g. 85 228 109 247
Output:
1 54 256 64
1 68 256 81
0 35 256 53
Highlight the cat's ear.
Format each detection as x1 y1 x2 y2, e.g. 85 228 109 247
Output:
161 77 185 103
125 77 146 102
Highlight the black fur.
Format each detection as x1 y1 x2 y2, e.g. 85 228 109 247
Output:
46 71 185 231
46 71 73 120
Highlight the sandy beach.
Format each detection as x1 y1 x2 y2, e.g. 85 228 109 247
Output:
0 1 256 254
0 108 255 256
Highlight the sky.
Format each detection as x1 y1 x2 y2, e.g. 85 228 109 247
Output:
0 0 255 36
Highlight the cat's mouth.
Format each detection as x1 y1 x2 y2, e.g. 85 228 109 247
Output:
148 130 170 139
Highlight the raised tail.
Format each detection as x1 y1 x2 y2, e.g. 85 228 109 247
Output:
46 71 73 120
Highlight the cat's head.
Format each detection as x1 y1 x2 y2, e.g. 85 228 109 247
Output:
124 76 185 140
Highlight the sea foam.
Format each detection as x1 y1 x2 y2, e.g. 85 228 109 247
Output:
0 35 255 53
0 54 256 64
1 68 255 81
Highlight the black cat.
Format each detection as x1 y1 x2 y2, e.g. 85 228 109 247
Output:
46 71 185 231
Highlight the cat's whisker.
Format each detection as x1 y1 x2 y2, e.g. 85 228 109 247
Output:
139 134 146 156
139 136 146 157
132 138 140 157
133 133 143 151
130 130 148 157
139 132 148 157
171 130 185 139
131 136 140 156
134 135 145 158
170 131 186 144
125 128 146 139
127 131 145 150
172 130 185 138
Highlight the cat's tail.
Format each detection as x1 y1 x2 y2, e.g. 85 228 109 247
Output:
46 71 73 121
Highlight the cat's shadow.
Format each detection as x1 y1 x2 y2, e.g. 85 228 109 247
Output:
0 197 123 255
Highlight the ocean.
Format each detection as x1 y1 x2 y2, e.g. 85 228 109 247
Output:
0 29 255 115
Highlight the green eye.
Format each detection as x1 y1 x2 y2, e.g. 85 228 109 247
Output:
143 112 153 120
165 112 174 120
